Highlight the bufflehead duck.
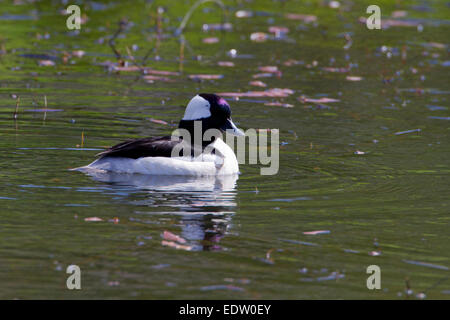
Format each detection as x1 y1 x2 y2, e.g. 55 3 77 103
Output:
76 93 244 176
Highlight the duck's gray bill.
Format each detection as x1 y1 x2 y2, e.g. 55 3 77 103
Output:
222 118 245 136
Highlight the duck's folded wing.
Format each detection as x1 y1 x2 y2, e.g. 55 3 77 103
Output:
97 136 181 159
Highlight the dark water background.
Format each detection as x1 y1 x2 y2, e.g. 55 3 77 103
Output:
0 0 449 299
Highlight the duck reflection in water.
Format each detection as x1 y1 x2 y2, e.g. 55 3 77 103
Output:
81 170 238 251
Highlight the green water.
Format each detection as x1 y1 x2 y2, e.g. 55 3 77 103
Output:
0 0 449 299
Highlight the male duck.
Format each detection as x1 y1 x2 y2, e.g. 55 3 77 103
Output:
77 93 244 176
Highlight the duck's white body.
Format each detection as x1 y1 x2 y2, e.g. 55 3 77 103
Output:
77 138 239 176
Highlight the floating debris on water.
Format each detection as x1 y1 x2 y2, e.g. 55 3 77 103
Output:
394 128 421 135
425 105 447 111
264 102 293 108
161 230 187 244
71 50 85 58
25 109 63 112
202 37 219 44
428 116 450 120
219 88 294 98
200 285 245 292
283 59 304 66
303 230 330 235
235 10 253 18
151 264 171 270
298 267 308 274
301 272 345 282
268 26 289 38
217 61 234 67
224 278 251 284
252 72 277 79
298 96 340 104
161 240 193 251
189 74 223 81
416 292 427 299
322 67 349 73
255 257 275 265
249 80 267 87
285 13 317 23
346 76 363 81
343 249 360 254
38 60 55 67
149 118 169 125
250 32 269 42
279 239 319 247
84 217 103 222
202 23 232 32
258 66 279 73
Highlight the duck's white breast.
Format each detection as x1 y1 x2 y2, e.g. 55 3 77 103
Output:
77 138 239 176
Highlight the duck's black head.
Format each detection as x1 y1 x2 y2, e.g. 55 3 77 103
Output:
178 93 244 138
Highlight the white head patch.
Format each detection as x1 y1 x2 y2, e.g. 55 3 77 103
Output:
182 95 211 120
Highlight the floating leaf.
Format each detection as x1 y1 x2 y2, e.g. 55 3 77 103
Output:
161 240 193 251
235 10 253 18
316 272 345 281
298 96 340 104
268 26 289 36
25 109 63 112
202 23 232 32
149 118 169 125
359 17 422 28
162 230 187 244
217 61 235 67
109 217 119 224
346 76 363 81
258 66 279 73
250 32 269 42
322 67 349 73
264 102 293 108
84 217 103 222
72 50 85 58
423 42 446 49
285 13 317 23
144 69 180 76
202 37 219 44
189 74 223 80
249 80 267 87
219 88 294 98
252 72 277 79
303 230 330 235
38 60 55 66
329 1 340 9
200 285 245 292
143 75 174 83
283 59 304 66
403 260 449 270
392 10 408 18
394 128 421 135
279 238 319 247
111 65 140 72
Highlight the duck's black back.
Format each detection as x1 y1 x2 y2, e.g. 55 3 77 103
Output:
97 136 180 159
